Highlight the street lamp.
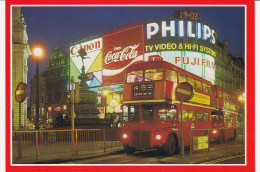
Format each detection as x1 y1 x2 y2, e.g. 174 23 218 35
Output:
238 92 245 128
33 47 43 130
238 93 245 102
103 91 108 119
110 99 118 113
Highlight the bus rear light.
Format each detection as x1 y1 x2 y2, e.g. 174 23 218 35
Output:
155 134 162 140
212 130 217 134
122 134 128 139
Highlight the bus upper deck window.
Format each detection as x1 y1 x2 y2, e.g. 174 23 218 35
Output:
208 86 213 94
223 92 229 100
166 69 177 82
126 70 143 83
187 77 196 88
195 80 202 90
145 68 163 81
218 90 223 98
202 83 209 93
178 74 187 83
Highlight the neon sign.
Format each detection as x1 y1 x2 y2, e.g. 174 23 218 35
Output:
70 38 102 57
146 19 216 45
104 44 140 64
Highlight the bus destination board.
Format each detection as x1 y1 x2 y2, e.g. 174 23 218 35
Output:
133 84 154 96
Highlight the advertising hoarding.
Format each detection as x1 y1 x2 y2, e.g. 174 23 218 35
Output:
145 18 216 54
70 38 103 87
145 51 215 83
144 18 217 83
102 25 144 86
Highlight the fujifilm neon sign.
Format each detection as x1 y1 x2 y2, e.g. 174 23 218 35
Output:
146 20 216 45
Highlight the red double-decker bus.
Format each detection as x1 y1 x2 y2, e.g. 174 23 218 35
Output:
212 85 238 141
121 60 219 155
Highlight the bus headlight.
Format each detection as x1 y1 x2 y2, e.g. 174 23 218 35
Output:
155 134 161 140
212 130 217 134
122 134 128 139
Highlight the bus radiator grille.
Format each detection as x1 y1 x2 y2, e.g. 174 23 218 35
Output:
131 131 151 148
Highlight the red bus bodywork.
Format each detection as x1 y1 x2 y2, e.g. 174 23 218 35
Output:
121 61 222 154
212 85 239 140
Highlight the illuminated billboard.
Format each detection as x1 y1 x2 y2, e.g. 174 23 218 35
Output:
70 38 103 87
144 17 217 83
145 51 215 83
102 25 144 86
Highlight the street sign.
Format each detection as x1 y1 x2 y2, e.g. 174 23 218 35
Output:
15 82 28 103
175 82 194 101
193 136 209 151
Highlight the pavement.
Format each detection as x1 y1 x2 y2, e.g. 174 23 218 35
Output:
160 142 245 164
14 140 244 164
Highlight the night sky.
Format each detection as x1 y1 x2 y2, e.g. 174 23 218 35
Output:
21 6 245 101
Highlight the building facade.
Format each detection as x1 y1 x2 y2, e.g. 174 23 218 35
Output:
215 39 245 94
30 46 70 127
29 73 46 123
43 46 70 120
12 7 31 130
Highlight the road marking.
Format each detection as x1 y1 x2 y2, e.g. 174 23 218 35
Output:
201 154 245 164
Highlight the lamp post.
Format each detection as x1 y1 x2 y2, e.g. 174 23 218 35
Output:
103 91 108 119
110 99 117 113
33 47 42 130
238 92 245 152
238 93 245 127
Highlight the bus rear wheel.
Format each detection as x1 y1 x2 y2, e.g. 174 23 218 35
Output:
163 134 178 156
123 144 135 154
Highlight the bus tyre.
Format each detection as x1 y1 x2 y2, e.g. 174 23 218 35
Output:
123 144 135 154
163 134 178 156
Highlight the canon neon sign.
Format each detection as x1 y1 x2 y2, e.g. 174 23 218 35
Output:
146 20 216 45
70 38 102 57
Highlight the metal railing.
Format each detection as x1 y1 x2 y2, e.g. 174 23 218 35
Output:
189 128 245 156
12 129 123 163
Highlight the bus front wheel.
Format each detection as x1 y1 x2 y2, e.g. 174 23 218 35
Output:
123 144 135 154
163 134 178 156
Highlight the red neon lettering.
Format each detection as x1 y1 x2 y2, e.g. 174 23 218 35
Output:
175 57 181 64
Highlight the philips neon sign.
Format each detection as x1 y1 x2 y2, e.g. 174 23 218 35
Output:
146 20 216 45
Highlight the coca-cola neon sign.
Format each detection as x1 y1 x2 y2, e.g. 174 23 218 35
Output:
104 44 140 64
